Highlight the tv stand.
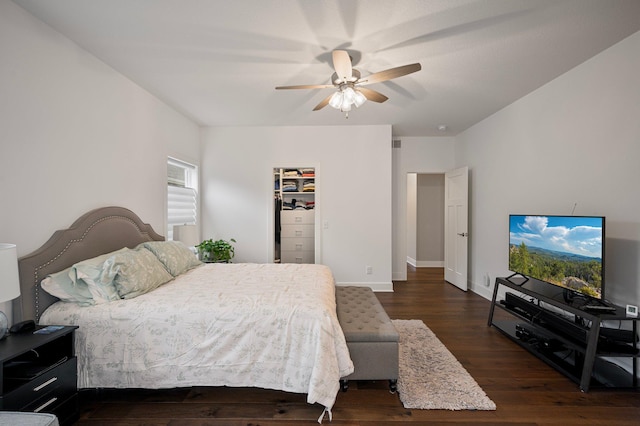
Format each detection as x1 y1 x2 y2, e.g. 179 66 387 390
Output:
505 272 528 285
488 277 639 391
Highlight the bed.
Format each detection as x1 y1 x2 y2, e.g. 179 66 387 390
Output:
14 206 353 416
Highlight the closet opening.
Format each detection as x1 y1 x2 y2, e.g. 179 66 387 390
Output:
274 167 316 264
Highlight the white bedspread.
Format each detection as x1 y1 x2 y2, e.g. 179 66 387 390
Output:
40 263 353 410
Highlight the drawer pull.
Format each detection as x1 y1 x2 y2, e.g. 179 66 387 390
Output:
34 377 58 392
34 397 58 412
295 230 302 236
295 217 302 222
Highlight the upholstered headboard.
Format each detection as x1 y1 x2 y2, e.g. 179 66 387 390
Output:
14 206 164 323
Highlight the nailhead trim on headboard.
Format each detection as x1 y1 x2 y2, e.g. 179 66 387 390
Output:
18 207 164 324
32 215 149 320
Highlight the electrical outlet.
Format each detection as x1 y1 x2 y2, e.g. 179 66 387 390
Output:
366 266 373 275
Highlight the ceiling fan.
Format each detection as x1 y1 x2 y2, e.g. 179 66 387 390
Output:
276 50 421 117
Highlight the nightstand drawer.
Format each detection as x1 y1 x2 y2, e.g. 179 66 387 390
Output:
0 325 78 425
4 357 77 412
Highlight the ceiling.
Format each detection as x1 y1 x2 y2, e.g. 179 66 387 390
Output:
13 0 640 136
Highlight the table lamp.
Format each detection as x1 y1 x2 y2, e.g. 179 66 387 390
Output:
0 243 21 339
173 224 199 251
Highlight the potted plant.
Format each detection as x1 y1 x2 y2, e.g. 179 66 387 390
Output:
196 238 236 263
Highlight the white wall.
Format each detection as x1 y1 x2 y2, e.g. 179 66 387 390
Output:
392 137 455 280
0 1 200 255
0 2 200 318
456 30 640 306
201 125 393 290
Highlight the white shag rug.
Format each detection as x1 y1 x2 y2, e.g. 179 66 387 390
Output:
392 319 496 411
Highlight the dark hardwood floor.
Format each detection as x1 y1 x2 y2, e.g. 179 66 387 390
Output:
74 266 639 425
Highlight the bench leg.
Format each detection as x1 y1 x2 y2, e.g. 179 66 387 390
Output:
389 379 397 394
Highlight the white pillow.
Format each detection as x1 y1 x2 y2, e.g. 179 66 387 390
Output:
73 247 129 303
40 247 130 305
41 267 94 306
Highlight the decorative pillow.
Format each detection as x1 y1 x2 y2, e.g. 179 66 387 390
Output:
102 247 174 299
139 241 202 276
73 247 130 304
41 267 94 306
41 247 131 305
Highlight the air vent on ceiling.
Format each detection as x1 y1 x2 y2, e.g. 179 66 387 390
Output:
392 139 401 149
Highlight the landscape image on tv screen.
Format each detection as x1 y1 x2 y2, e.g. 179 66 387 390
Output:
509 215 604 299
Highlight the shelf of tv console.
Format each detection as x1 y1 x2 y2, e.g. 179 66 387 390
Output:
488 276 639 392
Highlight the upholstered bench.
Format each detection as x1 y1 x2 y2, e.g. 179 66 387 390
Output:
335 285 399 392
0 412 59 426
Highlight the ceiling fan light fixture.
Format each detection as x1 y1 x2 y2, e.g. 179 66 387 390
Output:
329 85 366 112
340 95 352 112
328 91 343 109
343 86 356 104
353 90 367 108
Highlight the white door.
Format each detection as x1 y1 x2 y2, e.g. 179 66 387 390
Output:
444 166 468 291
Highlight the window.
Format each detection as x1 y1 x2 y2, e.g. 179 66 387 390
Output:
167 157 198 240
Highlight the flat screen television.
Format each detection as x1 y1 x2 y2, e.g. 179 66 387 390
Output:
508 215 605 301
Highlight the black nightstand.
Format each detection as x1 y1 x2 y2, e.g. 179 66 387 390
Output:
0 325 79 425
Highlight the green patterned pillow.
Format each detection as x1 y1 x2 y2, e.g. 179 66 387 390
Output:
102 247 174 299
139 241 202 276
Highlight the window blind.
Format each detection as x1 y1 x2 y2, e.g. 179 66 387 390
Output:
167 158 197 240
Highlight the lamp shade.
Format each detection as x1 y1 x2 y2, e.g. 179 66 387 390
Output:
173 224 199 247
0 244 20 303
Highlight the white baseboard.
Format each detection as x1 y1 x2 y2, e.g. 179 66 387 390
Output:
335 281 394 292
392 271 406 281
406 257 443 268
469 281 493 301
416 260 444 268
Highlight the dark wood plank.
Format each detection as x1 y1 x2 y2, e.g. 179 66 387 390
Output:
74 266 640 425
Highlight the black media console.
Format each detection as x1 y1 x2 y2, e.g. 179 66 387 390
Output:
488 277 639 391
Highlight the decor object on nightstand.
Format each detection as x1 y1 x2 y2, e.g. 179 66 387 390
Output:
0 243 21 340
196 238 236 263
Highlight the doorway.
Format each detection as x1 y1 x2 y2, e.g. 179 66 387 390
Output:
273 167 316 264
406 173 445 268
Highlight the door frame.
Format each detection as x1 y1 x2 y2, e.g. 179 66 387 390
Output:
401 167 468 289
268 164 321 264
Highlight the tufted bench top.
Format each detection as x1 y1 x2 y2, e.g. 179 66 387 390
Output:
0 412 59 426
336 286 399 343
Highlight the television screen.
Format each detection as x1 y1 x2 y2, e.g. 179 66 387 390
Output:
509 215 605 300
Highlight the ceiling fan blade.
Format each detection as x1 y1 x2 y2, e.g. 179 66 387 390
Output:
358 63 421 86
276 84 334 90
358 87 388 103
332 50 352 83
313 94 333 111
